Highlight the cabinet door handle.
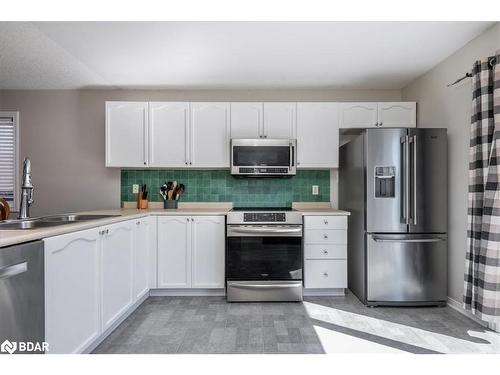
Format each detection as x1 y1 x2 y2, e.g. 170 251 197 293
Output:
324 219 329 224
323 272 329 277
323 234 328 239
323 250 328 255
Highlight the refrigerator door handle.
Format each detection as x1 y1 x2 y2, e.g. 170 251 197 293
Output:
401 135 410 225
411 135 417 225
371 235 445 243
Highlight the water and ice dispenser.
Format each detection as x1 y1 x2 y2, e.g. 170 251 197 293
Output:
374 166 396 198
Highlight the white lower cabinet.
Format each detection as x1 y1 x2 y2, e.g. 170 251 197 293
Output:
100 220 135 332
157 215 225 289
157 216 192 288
133 216 155 301
304 215 348 290
44 228 101 354
191 216 225 288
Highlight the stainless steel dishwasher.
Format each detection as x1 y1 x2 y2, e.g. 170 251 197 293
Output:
0 240 44 353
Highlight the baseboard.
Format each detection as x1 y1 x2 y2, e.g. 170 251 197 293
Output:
150 288 226 297
303 288 345 297
82 293 149 354
447 297 488 328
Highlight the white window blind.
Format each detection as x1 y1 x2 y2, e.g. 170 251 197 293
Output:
0 112 18 209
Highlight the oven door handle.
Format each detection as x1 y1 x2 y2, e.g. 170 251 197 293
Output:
230 227 302 235
230 282 302 289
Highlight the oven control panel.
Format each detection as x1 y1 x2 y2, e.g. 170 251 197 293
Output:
243 213 286 222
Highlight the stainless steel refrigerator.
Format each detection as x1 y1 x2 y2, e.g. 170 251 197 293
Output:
339 128 447 306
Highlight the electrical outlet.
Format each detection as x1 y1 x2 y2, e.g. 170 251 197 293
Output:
312 185 319 195
132 184 139 194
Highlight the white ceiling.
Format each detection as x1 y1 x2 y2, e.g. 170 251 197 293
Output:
0 21 494 90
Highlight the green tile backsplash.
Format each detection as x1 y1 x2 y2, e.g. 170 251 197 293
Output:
121 169 330 207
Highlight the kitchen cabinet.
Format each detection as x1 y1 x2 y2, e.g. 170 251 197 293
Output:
304 215 348 290
105 101 148 167
101 220 135 331
157 215 225 289
190 103 230 168
133 216 155 300
263 103 296 139
340 102 416 128
230 103 263 139
378 102 416 127
191 216 225 288
157 216 191 288
149 102 189 167
296 103 339 168
44 228 101 354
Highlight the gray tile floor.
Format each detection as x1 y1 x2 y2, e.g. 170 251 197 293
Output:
93 292 500 354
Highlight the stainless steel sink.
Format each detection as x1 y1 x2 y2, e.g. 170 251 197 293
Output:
0 214 121 230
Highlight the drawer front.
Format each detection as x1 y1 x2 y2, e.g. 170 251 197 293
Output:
304 216 347 230
305 244 347 259
305 229 347 244
305 259 347 289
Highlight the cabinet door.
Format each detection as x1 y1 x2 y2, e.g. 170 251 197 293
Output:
44 228 100 354
105 101 148 167
296 103 339 168
378 102 416 127
157 216 191 288
191 216 225 288
230 103 263 138
190 103 230 167
149 102 189 167
101 220 134 331
133 217 153 301
263 103 296 139
339 102 378 128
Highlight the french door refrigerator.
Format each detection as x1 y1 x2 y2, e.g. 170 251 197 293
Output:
339 128 447 306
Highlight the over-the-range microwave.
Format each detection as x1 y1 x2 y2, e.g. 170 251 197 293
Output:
230 139 297 177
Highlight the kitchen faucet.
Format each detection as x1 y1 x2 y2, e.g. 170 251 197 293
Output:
18 157 34 219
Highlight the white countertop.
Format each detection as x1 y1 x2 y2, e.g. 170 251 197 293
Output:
0 203 350 248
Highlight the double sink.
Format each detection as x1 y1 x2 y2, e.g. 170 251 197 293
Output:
0 214 121 230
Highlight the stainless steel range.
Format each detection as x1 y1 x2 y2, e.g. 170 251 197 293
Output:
226 207 303 302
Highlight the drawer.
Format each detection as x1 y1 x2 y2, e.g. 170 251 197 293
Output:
305 244 347 259
305 259 347 289
304 216 347 230
305 229 347 244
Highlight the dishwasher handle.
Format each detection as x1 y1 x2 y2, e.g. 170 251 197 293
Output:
0 261 28 280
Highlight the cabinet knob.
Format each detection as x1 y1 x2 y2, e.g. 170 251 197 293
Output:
323 250 328 255
185 162 188 165
106 229 109 234
323 272 329 277
379 122 383 126
324 219 328 224
186 218 189 222
136 221 140 225
323 234 328 239
189 162 192 165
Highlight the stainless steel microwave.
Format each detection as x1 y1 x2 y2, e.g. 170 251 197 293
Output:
230 139 297 176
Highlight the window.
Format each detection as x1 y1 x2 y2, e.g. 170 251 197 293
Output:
0 112 19 211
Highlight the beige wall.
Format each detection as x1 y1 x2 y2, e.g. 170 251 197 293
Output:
402 22 500 303
0 88 401 217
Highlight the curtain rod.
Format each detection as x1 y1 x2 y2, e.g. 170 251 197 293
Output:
447 56 497 87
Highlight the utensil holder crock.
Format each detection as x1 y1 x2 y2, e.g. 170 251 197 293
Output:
164 200 178 209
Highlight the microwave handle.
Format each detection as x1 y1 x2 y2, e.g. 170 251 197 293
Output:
290 144 295 167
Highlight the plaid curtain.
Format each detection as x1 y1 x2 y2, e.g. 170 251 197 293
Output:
464 51 500 332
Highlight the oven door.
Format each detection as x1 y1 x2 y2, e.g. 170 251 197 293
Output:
230 139 296 175
226 225 303 281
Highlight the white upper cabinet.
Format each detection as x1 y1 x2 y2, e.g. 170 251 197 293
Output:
149 102 189 167
377 102 416 127
339 102 378 128
263 103 296 139
157 216 192 288
190 103 230 168
230 103 263 139
105 101 148 167
297 103 339 168
44 228 101 354
340 102 416 128
191 216 225 288
100 220 135 331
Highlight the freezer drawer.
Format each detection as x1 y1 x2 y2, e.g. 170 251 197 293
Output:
366 233 447 304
